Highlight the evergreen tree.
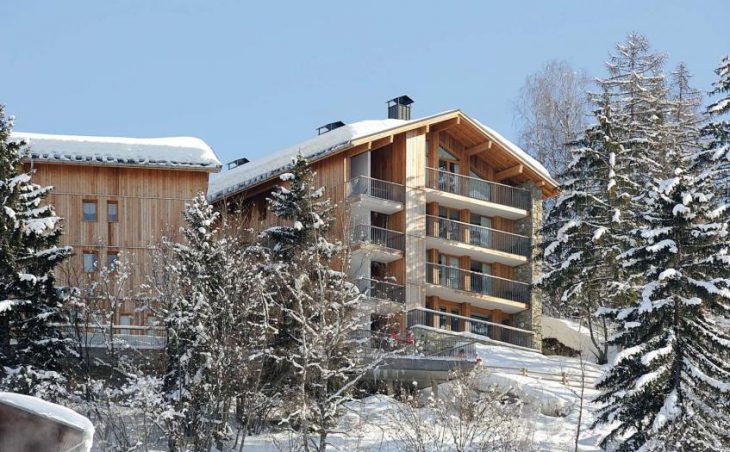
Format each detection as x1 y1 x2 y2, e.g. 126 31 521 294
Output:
162 193 227 450
263 155 378 452
0 105 72 398
540 34 669 361
594 168 730 451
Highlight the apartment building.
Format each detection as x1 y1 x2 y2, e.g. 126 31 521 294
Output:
17 132 221 328
210 97 558 351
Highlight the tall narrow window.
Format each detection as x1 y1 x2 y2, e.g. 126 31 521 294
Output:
83 252 97 272
83 201 97 222
107 201 118 223
119 315 131 335
107 253 118 272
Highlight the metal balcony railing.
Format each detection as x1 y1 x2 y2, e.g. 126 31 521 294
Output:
426 167 531 211
352 224 405 251
59 324 166 350
356 278 405 304
406 308 535 349
426 215 531 257
347 175 405 203
350 329 477 360
425 262 531 304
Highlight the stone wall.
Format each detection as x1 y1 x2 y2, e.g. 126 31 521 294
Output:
514 181 544 351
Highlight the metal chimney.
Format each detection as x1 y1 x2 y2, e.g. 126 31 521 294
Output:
387 95 414 120
316 121 346 135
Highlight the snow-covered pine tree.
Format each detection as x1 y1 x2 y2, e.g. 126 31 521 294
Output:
593 167 730 451
162 193 228 450
0 106 73 398
540 35 674 362
697 56 730 210
263 155 379 452
540 93 631 363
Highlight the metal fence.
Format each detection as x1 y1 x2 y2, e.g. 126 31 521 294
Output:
347 175 405 203
425 262 531 304
59 324 166 350
351 329 477 361
426 215 531 257
352 224 406 251
426 167 531 211
356 278 405 304
407 308 535 349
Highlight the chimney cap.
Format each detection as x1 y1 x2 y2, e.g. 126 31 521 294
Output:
387 95 414 107
316 121 346 135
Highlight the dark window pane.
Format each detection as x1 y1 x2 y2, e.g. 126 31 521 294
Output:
108 202 118 223
83 253 97 272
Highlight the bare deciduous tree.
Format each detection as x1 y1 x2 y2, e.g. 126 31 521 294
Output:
513 59 590 177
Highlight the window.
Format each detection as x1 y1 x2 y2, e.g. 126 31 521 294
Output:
107 253 118 272
119 315 131 336
83 252 97 272
107 201 118 223
83 201 97 222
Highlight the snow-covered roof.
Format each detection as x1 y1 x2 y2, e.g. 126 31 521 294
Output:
208 110 555 201
0 392 95 451
12 132 222 172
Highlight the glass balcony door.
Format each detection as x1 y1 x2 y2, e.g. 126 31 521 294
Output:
469 213 493 248
438 254 460 289
470 261 493 296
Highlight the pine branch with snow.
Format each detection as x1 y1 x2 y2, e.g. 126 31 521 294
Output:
0 105 73 399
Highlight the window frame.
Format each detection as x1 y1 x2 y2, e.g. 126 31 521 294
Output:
107 201 119 223
82 200 98 222
82 251 98 273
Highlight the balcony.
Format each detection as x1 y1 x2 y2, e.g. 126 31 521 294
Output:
424 168 531 220
347 176 405 215
356 277 405 304
406 308 535 349
426 215 530 266
351 224 405 263
425 262 530 312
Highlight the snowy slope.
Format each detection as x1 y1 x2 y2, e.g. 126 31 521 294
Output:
11 132 221 171
242 345 610 451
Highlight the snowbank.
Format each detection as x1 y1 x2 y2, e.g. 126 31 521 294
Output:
0 392 95 451
12 132 221 171
542 316 603 361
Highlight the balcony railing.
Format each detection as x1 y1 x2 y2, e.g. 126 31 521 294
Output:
356 278 405 304
406 308 535 349
351 329 477 360
425 262 531 304
59 324 166 350
352 224 405 251
426 215 531 257
426 168 531 211
347 175 405 203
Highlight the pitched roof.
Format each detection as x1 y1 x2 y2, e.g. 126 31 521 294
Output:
12 132 221 172
208 110 556 201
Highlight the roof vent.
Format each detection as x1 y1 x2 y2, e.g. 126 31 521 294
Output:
387 95 414 120
316 121 346 135
227 157 250 170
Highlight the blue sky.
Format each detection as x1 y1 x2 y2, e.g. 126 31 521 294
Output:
1 1 728 166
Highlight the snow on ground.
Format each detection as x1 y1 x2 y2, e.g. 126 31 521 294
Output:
542 316 604 362
0 392 95 452
242 344 610 451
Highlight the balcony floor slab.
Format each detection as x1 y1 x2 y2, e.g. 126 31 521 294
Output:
350 195 404 215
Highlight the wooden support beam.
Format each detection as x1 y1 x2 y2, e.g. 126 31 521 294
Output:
494 164 524 181
370 135 394 150
465 140 492 156
430 117 461 133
